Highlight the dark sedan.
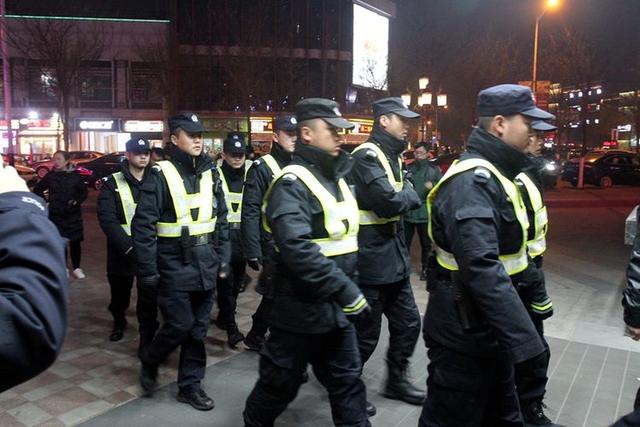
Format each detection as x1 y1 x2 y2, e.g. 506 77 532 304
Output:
561 150 640 188
78 152 125 190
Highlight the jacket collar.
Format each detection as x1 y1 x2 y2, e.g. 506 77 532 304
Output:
220 158 245 178
270 141 292 167
293 141 353 180
369 125 407 157
120 159 149 184
466 127 531 180
168 145 213 175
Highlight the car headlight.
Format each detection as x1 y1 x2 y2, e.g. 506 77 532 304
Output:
545 162 557 172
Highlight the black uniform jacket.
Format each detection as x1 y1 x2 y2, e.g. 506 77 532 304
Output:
219 160 246 263
0 192 68 392
265 142 363 334
349 126 421 285
33 165 88 242
132 147 230 291
241 142 291 262
623 214 640 328
97 161 149 276
425 127 544 364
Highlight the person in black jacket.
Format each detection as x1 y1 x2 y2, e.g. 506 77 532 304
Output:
241 115 296 351
97 138 158 345
243 98 371 427
34 150 88 279
214 132 251 348
349 97 424 412
133 113 230 411
0 162 68 392
420 84 550 426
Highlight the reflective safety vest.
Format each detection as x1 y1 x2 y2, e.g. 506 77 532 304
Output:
427 158 529 276
113 172 136 236
352 142 403 225
261 154 282 177
263 165 359 257
155 161 216 237
218 161 252 223
516 172 548 258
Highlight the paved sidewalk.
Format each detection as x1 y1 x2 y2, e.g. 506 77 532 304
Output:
545 182 640 208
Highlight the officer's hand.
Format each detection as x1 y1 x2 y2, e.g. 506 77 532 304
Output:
626 325 640 341
425 181 434 190
247 258 262 271
218 262 231 279
138 274 160 288
404 170 414 185
0 161 28 193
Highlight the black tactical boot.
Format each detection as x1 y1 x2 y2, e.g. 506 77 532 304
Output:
366 401 377 417
227 324 245 348
177 388 215 411
419 266 427 281
109 319 127 342
382 366 425 405
522 399 565 427
244 329 265 351
139 362 158 395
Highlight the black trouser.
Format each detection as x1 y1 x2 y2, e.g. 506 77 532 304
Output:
403 221 431 270
243 325 370 427
216 258 246 327
68 240 82 269
107 275 159 338
419 341 523 427
248 264 273 337
514 316 550 403
141 289 214 392
354 279 421 370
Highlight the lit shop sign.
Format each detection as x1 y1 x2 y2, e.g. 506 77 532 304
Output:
349 120 374 135
75 118 120 131
250 118 274 133
618 124 632 132
123 120 164 133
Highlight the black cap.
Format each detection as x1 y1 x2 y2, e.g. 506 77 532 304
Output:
295 98 354 129
532 121 557 132
168 112 206 133
273 115 298 132
125 138 151 153
372 97 420 119
478 84 554 120
223 132 246 155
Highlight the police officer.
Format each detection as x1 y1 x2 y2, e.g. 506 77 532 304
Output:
133 112 230 411
241 114 296 351
419 84 550 426
514 120 563 427
215 132 252 348
243 98 371 427
0 162 67 392
97 138 158 345
349 97 424 413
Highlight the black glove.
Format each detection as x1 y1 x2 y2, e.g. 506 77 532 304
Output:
138 274 160 288
404 169 414 185
343 295 371 322
218 262 231 278
247 258 262 271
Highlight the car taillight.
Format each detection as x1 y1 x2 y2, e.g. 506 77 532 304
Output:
76 167 93 176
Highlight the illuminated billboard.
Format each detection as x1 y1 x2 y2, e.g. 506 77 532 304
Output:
352 4 389 90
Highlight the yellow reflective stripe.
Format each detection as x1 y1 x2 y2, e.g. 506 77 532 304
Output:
261 154 282 176
530 299 553 312
428 158 529 276
517 172 548 256
113 172 136 237
353 142 403 224
343 295 367 314
314 236 359 257
527 236 547 257
155 161 216 236
218 166 245 223
156 222 216 237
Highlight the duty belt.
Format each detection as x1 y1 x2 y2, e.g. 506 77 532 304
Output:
363 221 399 236
158 233 212 246
229 222 241 230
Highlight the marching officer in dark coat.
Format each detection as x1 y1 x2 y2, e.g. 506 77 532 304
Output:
133 113 230 411
241 115 296 351
0 163 68 392
215 132 252 347
243 98 371 427
420 84 550 426
513 120 563 427
97 138 158 345
349 97 424 414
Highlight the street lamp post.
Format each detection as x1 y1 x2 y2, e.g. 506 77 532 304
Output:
532 0 560 94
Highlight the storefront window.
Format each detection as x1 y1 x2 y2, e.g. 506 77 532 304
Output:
130 62 163 109
79 61 113 108
28 62 57 107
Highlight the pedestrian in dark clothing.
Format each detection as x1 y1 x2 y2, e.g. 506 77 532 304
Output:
243 98 371 427
215 132 252 347
403 143 442 281
133 113 230 411
34 150 88 280
97 138 158 346
0 162 68 392
349 97 424 414
241 114 296 351
420 84 550 427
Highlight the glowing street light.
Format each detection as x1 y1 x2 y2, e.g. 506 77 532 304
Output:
532 0 561 93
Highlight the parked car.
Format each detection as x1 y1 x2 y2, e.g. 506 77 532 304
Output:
2 154 37 183
432 152 460 174
32 151 103 178
78 152 125 190
561 150 640 188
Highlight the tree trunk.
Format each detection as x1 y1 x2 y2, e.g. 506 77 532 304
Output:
61 95 71 151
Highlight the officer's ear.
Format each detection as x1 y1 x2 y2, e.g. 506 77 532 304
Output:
378 114 390 129
491 115 507 138
298 120 315 145
170 132 178 146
